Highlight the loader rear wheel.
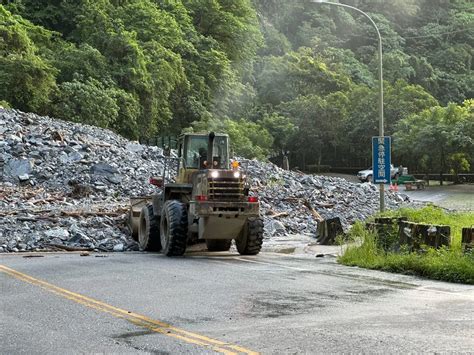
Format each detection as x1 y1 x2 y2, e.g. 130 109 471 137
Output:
206 239 232 252
160 200 188 256
138 204 161 251
236 217 264 255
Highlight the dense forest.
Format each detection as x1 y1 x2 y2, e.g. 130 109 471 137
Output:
0 0 473 174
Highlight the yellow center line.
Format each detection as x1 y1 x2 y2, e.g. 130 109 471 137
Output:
0 264 259 355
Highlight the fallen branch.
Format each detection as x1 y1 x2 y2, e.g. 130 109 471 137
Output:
303 199 324 222
29 197 65 205
45 243 94 252
282 197 300 203
0 208 127 218
315 202 335 209
16 216 59 223
60 209 127 218
270 211 289 218
93 142 112 148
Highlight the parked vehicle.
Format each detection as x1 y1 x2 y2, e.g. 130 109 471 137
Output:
357 164 399 183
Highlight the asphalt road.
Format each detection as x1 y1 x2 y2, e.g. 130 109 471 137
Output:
401 183 474 211
1 251 473 354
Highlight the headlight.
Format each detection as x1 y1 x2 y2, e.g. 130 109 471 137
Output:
233 171 240 178
210 170 219 178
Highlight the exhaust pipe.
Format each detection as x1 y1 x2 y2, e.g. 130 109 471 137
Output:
207 132 215 169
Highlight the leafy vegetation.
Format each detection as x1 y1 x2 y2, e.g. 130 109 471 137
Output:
339 206 474 284
0 1 472 172
394 100 474 175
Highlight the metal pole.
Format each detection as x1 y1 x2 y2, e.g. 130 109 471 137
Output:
377 31 385 212
310 0 385 211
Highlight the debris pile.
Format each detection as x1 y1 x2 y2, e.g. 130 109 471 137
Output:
244 159 408 238
0 109 411 253
0 109 165 252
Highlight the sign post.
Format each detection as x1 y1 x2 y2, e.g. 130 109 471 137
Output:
372 136 391 211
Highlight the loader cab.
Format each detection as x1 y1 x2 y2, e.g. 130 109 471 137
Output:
176 133 230 183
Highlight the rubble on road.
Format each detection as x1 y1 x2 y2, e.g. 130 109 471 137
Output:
243 159 409 238
0 109 412 253
0 109 165 253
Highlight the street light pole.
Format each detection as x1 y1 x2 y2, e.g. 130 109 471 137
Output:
310 0 385 211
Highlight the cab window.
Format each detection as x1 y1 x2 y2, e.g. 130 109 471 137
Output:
184 136 208 169
212 136 229 169
183 135 229 169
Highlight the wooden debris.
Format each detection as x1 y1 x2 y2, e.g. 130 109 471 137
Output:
302 199 324 222
45 243 94 252
269 211 289 218
315 202 335 208
16 216 59 223
398 221 450 251
0 208 127 219
316 217 343 245
50 130 65 143
60 209 127 218
461 227 473 253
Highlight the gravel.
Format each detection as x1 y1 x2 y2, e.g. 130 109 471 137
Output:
0 108 413 253
244 158 410 237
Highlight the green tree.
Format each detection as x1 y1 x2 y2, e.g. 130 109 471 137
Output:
394 100 474 174
279 91 349 169
0 6 57 112
52 77 119 128
448 153 470 182
52 43 110 84
259 113 296 153
182 0 262 66
192 116 273 159
256 48 350 106
384 80 439 134
226 119 273 159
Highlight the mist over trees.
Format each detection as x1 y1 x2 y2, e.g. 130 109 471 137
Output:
0 0 472 173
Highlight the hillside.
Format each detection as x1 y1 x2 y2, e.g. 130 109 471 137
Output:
0 1 472 174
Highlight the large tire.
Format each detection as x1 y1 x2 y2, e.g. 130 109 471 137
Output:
138 204 161 251
236 217 264 255
160 200 188 256
206 239 232 252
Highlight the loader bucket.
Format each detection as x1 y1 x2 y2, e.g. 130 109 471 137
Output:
128 197 152 241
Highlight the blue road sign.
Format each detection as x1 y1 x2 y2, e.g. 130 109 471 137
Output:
372 136 391 184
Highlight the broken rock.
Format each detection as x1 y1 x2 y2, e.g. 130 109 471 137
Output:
266 220 286 235
4 158 33 180
44 228 70 241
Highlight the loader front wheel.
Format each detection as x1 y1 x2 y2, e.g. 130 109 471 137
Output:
160 200 188 256
138 204 161 251
206 239 232 252
236 217 264 255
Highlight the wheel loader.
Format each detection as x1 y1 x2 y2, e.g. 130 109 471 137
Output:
128 132 264 256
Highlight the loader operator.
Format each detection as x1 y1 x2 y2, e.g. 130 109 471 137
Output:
198 147 208 169
196 139 224 169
